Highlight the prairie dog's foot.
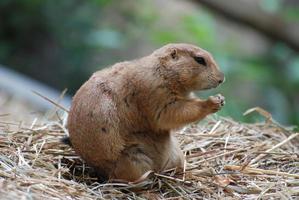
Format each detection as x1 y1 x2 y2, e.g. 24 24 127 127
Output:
112 146 153 182
207 94 225 112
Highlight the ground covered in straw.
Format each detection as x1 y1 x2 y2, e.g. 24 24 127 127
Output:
0 109 298 199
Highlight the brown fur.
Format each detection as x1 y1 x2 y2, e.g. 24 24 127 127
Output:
67 43 225 181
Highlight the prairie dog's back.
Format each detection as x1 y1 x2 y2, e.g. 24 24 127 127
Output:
67 60 151 166
67 71 124 164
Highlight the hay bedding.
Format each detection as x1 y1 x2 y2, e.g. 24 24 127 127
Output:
0 110 298 200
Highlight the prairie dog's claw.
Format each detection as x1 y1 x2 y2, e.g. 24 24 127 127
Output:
207 94 225 112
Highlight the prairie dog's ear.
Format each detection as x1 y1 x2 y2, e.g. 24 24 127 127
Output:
152 45 178 60
170 48 178 60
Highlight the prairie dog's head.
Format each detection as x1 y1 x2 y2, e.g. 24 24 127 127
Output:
153 43 224 92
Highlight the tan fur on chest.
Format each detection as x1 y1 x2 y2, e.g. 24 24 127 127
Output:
67 43 225 181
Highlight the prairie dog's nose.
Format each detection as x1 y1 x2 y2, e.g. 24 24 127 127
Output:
218 72 225 84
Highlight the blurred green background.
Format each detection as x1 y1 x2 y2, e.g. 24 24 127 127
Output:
0 0 298 126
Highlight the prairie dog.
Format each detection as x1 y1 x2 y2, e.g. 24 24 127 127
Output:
67 43 225 181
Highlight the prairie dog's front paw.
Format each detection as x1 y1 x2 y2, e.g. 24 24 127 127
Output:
207 94 225 113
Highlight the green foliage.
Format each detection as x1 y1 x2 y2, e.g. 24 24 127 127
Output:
0 0 298 126
182 14 216 48
260 0 283 13
0 0 113 93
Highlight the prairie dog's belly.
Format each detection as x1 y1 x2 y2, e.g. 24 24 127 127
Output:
127 131 184 171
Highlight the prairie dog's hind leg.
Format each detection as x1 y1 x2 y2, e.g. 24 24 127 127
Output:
162 135 184 171
111 145 154 182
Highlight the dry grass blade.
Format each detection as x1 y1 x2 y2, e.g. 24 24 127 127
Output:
32 90 69 113
224 165 299 178
0 113 298 199
243 107 272 122
250 132 299 165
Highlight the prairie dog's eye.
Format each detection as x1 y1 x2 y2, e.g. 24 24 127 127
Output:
194 56 207 66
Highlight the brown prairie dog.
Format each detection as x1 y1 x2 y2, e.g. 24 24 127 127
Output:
67 43 225 181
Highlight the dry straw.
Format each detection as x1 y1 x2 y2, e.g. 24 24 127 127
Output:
0 107 298 199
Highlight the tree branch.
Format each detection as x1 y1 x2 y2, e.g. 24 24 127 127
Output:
193 0 299 52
